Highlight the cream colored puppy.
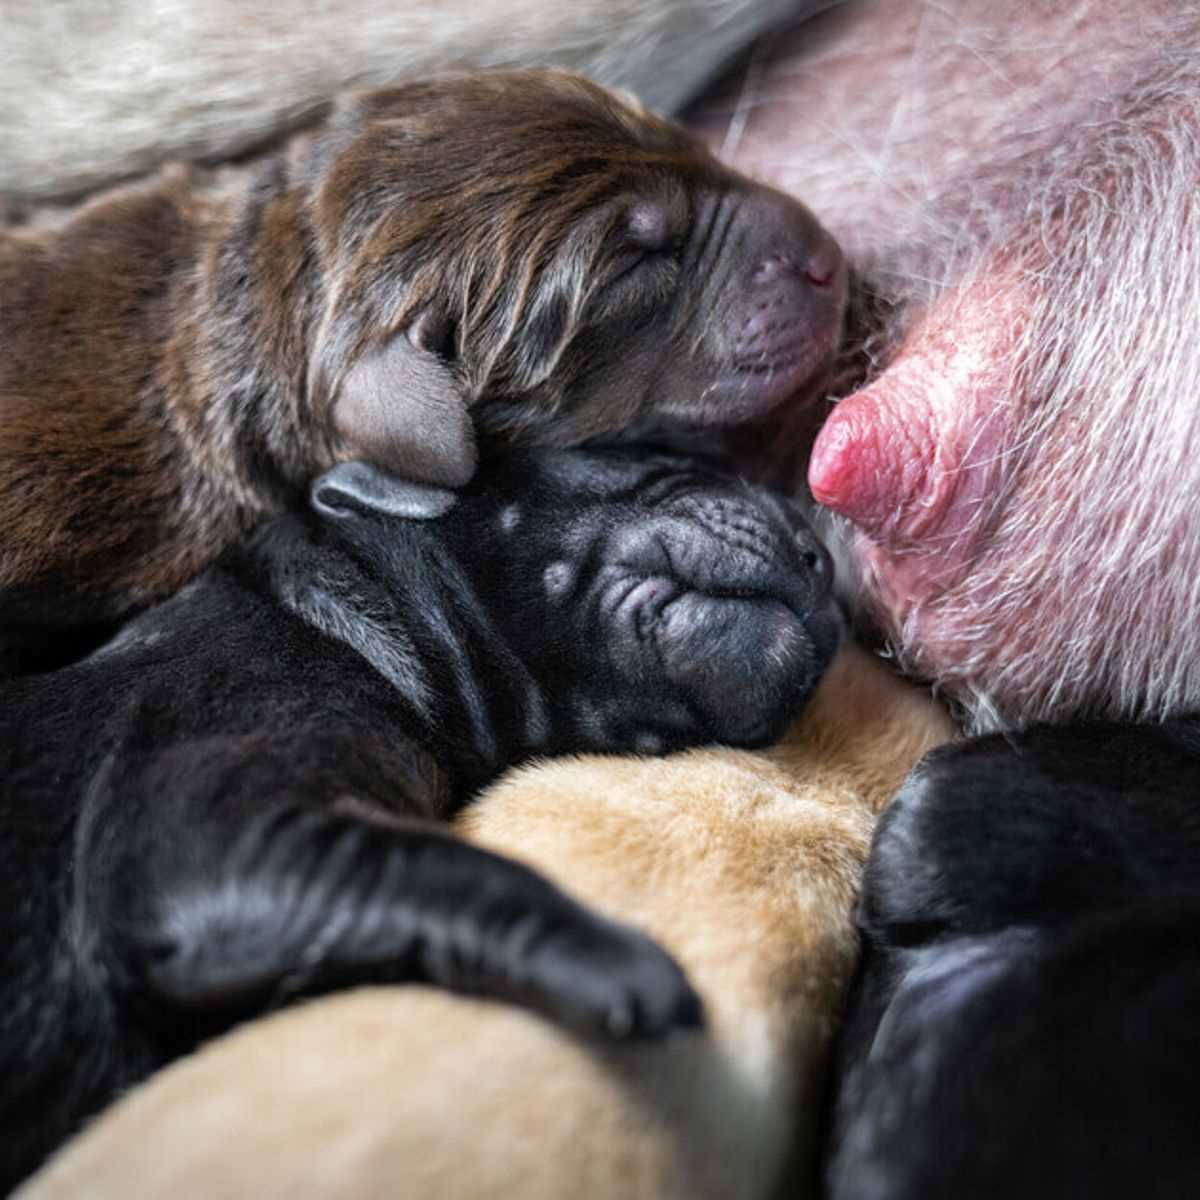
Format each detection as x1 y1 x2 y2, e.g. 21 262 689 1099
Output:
20 646 952 1200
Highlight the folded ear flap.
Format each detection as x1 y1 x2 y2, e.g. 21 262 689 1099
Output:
332 312 477 488
311 461 458 521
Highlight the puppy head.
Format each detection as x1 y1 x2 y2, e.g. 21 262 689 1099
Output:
315 448 841 753
306 69 846 487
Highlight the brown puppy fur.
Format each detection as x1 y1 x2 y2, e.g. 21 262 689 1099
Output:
0 68 844 636
19 646 953 1200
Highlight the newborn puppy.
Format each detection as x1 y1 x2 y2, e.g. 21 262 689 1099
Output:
0 67 845 662
18 646 954 1200
0 444 838 1191
824 722 1200 1200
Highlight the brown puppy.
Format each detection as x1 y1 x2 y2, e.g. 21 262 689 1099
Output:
19 646 953 1200
0 68 845 646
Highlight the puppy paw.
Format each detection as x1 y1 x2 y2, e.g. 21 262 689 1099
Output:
408 836 704 1040
512 914 704 1040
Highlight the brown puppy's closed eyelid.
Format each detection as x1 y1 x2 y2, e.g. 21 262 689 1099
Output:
604 200 690 289
628 189 691 250
626 201 673 252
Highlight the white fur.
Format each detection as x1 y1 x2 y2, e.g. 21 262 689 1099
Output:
0 0 824 201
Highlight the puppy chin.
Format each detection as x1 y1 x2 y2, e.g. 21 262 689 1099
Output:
655 592 843 745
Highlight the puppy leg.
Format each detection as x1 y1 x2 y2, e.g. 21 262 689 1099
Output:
93 741 699 1047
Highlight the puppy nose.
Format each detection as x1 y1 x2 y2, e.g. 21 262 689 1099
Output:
772 495 833 582
754 232 844 290
793 523 834 595
802 233 844 288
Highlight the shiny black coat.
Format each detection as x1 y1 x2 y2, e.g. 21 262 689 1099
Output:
0 445 837 1189
825 721 1200 1200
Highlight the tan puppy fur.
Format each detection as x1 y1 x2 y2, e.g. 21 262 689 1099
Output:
20 645 953 1200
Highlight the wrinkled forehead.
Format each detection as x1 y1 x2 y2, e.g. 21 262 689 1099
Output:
311 70 732 273
481 446 734 507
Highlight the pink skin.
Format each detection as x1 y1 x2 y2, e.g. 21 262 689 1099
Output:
807 276 1017 615
686 0 1199 724
684 2 1056 643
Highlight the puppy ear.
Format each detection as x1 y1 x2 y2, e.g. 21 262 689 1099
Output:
311 461 458 521
332 311 477 488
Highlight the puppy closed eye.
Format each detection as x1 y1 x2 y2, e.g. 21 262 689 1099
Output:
606 201 687 287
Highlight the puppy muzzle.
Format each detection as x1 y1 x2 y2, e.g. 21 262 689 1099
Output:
608 490 842 743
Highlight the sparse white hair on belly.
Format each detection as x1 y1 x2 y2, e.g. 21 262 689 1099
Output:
711 1 1200 730
898 35 1200 732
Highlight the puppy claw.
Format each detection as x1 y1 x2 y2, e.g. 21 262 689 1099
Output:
521 920 704 1042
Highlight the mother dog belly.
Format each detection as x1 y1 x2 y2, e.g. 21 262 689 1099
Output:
19 646 953 1200
693 0 1200 730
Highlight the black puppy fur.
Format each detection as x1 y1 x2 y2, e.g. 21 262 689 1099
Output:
0 445 838 1191
824 722 1200 1200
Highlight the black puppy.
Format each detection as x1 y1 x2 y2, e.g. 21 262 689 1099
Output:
823 722 1200 1200
0 444 838 1191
